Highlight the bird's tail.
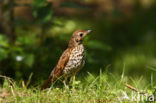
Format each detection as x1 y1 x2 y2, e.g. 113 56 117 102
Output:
41 74 53 90
41 67 59 90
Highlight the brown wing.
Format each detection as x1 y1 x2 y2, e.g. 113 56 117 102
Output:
51 48 71 82
41 48 72 89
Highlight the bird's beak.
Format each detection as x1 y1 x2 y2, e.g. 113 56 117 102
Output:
85 30 92 36
86 30 92 34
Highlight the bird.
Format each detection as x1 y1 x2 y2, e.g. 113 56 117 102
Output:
41 30 92 89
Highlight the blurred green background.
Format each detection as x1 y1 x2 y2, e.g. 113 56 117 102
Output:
0 0 156 86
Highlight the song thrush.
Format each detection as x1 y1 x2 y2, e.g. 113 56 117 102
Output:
41 30 92 89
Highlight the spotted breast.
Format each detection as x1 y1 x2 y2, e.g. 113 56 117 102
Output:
63 44 85 78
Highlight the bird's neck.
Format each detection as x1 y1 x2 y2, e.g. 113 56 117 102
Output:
68 43 83 48
71 44 84 53
68 39 82 48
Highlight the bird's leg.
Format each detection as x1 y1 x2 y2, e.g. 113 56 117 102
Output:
63 80 66 86
63 79 67 87
63 78 69 90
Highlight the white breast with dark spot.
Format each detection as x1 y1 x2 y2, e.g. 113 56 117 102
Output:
63 44 85 76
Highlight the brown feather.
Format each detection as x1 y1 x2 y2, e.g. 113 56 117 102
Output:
41 48 72 89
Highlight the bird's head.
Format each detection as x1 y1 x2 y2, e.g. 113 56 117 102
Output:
68 30 92 48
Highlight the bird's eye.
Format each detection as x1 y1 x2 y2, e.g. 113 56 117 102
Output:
79 33 83 37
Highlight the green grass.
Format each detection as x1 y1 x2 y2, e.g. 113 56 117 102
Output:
0 71 155 103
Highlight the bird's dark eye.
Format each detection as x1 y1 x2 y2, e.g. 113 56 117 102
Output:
79 33 83 37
